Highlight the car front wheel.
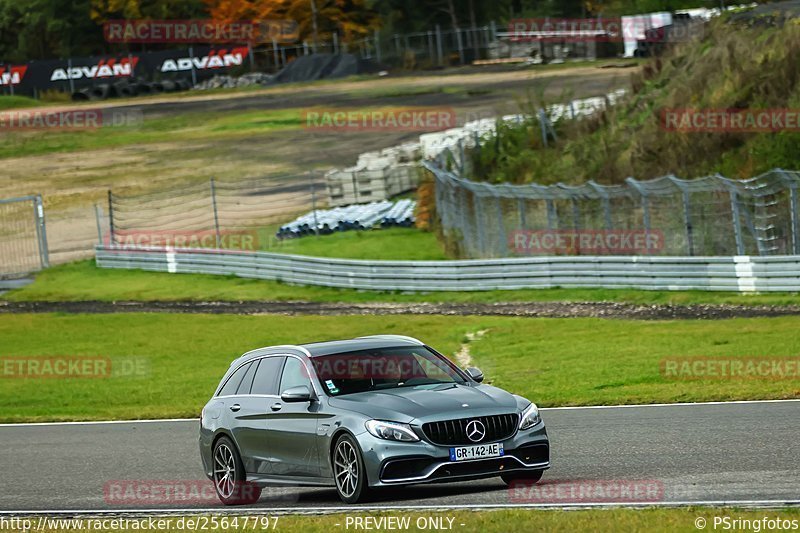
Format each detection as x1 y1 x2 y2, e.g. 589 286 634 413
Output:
332 434 371 504
212 436 262 505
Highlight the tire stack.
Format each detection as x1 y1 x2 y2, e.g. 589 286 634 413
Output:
71 78 192 101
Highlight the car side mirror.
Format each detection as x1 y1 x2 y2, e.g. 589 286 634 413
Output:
465 367 484 383
280 385 313 403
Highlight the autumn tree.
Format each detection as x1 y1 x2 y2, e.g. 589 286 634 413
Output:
204 0 379 43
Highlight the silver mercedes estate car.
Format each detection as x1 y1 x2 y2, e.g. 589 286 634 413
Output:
199 335 550 504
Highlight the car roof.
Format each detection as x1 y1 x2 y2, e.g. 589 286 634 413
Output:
300 336 424 357
232 335 425 366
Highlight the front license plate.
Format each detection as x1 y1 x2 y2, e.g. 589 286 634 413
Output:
449 443 504 462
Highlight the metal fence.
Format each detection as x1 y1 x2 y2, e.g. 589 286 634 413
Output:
0 195 49 277
427 161 800 259
95 245 800 293
248 21 604 73
106 175 326 251
251 24 505 72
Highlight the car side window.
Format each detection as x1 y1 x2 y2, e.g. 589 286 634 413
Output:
250 356 285 395
279 357 311 393
236 360 258 395
218 362 252 397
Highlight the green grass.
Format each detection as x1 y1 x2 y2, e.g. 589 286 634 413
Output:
266 228 447 260
0 95 42 110
7 259 800 306
23 508 800 532
0 107 306 159
0 312 798 422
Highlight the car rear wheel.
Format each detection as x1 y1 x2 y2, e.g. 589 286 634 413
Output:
501 469 544 486
212 436 262 505
333 434 371 504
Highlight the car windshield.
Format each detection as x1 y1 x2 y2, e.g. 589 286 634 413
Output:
311 346 466 396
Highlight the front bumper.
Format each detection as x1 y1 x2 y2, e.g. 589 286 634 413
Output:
355 421 549 487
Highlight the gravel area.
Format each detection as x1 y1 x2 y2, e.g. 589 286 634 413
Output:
2 300 800 319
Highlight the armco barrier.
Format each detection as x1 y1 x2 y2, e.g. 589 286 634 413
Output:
95 245 800 292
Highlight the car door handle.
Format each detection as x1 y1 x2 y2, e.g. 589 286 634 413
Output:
229 404 241 412
270 402 282 411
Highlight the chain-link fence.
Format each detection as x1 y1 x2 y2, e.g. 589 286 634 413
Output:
427 161 800 258
0 195 49 277
105 175 326 252
250 24 503 72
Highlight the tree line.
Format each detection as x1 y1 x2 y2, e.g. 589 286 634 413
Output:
0 0 746 62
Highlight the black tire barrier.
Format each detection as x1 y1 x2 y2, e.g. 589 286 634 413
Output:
150 82 165 93
175 79 191 91
114 81 136 98
90 84 113 100
134 82 153 95
71 89 92 101
160 80 177 92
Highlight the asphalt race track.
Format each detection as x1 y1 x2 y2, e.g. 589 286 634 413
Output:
1 401 798 511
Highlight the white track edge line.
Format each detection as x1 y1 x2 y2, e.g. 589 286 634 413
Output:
1 501 799 514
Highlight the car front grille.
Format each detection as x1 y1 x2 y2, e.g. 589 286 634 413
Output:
422 413 519 446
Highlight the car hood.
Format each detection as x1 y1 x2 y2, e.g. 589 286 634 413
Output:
328 383 521 424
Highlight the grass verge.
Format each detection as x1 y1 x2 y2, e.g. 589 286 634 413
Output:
0 95 42 110
12 508 800 532
6 259 800 306
0 313 798 422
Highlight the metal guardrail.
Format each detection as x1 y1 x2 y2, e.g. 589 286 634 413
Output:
95 245 800 292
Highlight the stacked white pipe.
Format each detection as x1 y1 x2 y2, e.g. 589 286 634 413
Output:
277 199 416 239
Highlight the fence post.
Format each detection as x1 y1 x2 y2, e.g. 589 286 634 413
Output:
790 186 800 255
729 189 745 255
107 190 116 246
455 27 465 65
495 194 508 256
626 177 652 255
375 29 382 63
94 204 104 246
667 176 693 256
435 25 444 66
682 191 694 256
538 109 549 148
272 38 280 70
188 47 197 86
545 199 557 230
32 195 49 268
473 193 487 256
67 58 75 95
210 177 221 249
570 198 581 229
427 31 434 65
310 176 320 237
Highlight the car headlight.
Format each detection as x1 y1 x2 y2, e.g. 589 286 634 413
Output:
519 403 541 430
365 420 420 442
